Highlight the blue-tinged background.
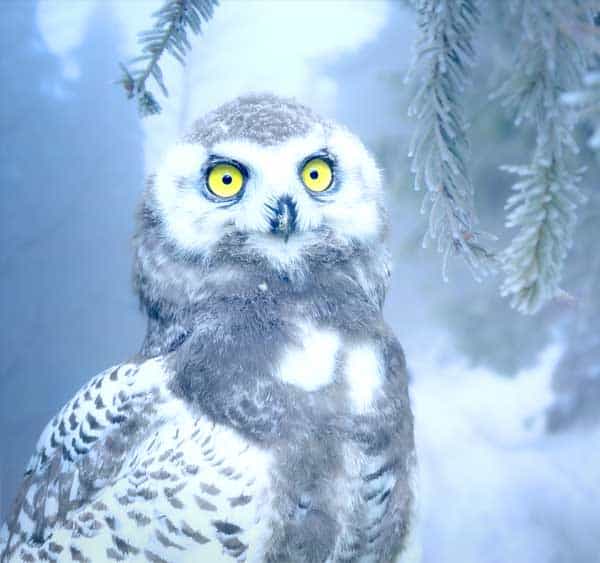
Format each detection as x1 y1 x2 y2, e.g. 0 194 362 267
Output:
1 2 599 561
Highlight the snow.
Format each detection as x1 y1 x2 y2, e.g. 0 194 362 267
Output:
412 344 600 562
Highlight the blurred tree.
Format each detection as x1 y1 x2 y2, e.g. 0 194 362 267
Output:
545 18 600 431
0 0 69 520
0 3 145 521
546 197 600 431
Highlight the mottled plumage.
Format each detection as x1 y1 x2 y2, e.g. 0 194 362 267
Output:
1 94 417 562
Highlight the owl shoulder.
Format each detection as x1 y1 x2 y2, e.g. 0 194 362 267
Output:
1 357 175 554
28 357 170 474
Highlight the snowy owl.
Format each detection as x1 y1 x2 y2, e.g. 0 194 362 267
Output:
0 94 417 562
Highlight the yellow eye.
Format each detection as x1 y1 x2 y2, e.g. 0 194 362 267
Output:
207 163 245 198
301 157 333 193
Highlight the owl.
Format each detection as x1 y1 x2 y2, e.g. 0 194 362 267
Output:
0 94 417 562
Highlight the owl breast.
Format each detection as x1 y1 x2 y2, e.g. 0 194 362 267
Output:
274 321 385 414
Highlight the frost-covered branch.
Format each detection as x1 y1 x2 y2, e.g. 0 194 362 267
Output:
496 0 588 314
119 0 218 116
407 0 494 281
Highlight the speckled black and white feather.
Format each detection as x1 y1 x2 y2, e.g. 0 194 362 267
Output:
1 94 417 562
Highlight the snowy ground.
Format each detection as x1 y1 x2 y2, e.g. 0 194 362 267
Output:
411 344 600 563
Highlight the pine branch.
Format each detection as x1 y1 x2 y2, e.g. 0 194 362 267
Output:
407 0 495 282
119 0 218 116
496 0 589 314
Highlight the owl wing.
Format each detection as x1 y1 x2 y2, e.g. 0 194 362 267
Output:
0 357 170 559
332 332 417 563
1 357 271 563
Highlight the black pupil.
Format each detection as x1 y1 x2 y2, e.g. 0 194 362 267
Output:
222 174 232 185
310 169 319 180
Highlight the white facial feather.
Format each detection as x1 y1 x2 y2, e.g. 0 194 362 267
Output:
151 123 384 264
323 127 384 240
245 231 322 270
153 142 222 253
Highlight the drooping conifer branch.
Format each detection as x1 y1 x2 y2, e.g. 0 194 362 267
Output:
119 0 218 116
408 0 494 281
497 0 588 313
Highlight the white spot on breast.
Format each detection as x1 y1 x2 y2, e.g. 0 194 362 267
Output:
345 344 383 413
276 323 340 391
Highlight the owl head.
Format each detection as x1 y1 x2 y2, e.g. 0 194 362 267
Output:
135 94 390 338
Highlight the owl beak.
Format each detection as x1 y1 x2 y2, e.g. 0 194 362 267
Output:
267 196 297 242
